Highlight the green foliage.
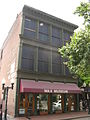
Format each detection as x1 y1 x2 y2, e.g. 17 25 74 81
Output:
74 2 90 24
58 2 90 84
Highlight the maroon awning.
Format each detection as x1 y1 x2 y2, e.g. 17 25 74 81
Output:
20 79 81 93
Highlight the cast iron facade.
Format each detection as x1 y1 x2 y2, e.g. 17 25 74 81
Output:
0 5 79 117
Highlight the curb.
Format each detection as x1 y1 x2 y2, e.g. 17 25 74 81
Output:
61 115 90 120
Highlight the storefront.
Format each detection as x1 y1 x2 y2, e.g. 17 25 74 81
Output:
18 79 81 116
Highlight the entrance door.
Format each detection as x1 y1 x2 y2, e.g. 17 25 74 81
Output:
26 94 33 115
18 93 34 116
66 94 75 112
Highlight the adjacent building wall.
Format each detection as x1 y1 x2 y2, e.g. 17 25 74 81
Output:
0 13 22 115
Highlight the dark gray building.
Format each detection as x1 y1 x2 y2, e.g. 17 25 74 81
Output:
0 5 81 117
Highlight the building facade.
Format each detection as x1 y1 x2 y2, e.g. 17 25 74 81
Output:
0 5 81 117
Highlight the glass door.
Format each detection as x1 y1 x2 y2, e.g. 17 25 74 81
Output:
26 93 33 116
18 93 26 116
66 94 75 112
18 93 34 116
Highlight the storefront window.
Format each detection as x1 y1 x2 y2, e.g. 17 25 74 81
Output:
37 94 48 112
19 94 25 115
66 94 75 112
52 94 62 112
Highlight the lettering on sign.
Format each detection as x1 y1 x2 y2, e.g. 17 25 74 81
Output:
44 89 68 93
54 90 68 93
44 89 53 93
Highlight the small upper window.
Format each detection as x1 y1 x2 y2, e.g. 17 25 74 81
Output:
52 27 61 38
24 17 37 39
24 17 36 30
63 30 73 45
39 22 49 34
39 22 49 42
52 27 62 47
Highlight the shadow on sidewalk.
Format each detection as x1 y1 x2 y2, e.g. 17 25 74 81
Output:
2 111 90 120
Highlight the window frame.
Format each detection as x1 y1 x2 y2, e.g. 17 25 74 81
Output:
24 17 37 39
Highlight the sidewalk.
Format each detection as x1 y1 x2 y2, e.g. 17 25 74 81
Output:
3 111 90 120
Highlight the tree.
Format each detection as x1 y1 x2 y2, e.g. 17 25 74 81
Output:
58 2 90 85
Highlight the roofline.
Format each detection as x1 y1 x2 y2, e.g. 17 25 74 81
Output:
23 5 78 29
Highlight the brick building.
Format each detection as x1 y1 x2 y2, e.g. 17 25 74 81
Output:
0 5 81 117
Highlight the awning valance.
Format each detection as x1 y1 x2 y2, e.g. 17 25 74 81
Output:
20 79 81 94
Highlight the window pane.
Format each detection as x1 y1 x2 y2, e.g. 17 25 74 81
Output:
38 48 49 73
24 18 36 30
22 58 34 71
52 63 61 74
38 48 49 62
52 94 62 112
65 66 70 76
63 30 72 45
24 29 36 39
52 52 62 74
37 94 48 112
52 37 62 47
52 53 61 64
63 30 72 41
52 27 61 38
38 61 48 73
39 33 49 42
22 45 34 59
39 22 49 34
21 45 35 71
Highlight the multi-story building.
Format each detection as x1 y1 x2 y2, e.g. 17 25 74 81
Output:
0 5 81 117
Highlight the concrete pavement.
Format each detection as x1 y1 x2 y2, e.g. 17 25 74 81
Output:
2 111 90 120
73 117 90 120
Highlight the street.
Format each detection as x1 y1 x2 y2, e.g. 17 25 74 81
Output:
73 117 90 120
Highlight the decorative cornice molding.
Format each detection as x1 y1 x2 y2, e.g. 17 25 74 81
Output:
23 5 78 31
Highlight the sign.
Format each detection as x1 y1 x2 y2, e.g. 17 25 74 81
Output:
44 89 68 93
19 109 25 114
54 89 68 93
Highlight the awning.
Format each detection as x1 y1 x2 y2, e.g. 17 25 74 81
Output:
20 79 81 93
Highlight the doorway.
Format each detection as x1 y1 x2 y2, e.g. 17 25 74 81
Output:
18 93 34 116
66 94 76 112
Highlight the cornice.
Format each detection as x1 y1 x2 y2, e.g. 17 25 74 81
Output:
23 5 78 31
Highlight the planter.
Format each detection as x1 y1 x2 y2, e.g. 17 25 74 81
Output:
40 111 48 115
55 110 62 114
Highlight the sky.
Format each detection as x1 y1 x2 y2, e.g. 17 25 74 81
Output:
0 0 88 49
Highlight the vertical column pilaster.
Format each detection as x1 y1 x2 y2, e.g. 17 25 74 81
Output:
34 47 38 72
34 94 37 115
49 94 53 114
61 29 65 75
36 20 39 40
64 94 67 113
48 25 52 74
17 42 23 70
76 94 80 112
21 15 25 35
14 77 20 117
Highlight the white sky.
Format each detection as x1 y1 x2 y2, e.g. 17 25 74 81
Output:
0 0 88 48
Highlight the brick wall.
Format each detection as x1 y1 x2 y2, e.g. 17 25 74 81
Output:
0 13 22 116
